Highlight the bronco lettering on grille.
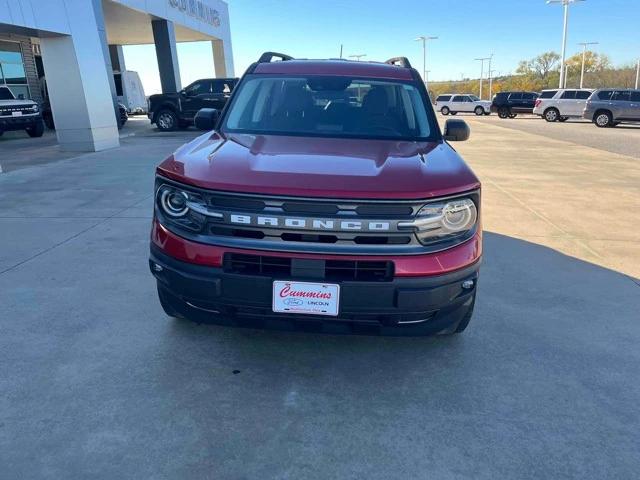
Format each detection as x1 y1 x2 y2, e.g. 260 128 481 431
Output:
227 214 391 232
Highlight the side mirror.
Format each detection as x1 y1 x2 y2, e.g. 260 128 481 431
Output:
194 108 220 131
443 119 470 142
179 89 187 96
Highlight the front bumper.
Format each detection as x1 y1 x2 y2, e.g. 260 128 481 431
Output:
150 244 480 335
0 114 41 131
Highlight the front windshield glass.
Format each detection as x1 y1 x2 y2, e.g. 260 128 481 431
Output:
222 75 434 140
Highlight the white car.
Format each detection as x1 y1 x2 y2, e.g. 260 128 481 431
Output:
435 94 492 116
533 89 594 122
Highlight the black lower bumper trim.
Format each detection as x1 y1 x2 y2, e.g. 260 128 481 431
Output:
149 245 480 335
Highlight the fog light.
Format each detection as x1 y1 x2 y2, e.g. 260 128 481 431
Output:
462 280 474 289
152 263 163 272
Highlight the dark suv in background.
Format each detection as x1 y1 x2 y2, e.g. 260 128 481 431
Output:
491 91 538 118
148 78 238 131
583 89 640 127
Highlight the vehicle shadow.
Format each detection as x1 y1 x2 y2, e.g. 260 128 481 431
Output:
163 230 639 373
148 231 640 476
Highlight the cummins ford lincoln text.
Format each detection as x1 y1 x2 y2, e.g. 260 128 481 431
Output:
149 52 482 335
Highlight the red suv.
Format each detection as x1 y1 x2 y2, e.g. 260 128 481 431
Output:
150 52 481 336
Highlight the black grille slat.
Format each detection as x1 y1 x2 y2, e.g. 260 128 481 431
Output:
224 253 393 282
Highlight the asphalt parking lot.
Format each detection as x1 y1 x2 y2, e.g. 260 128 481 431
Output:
1 117 639 479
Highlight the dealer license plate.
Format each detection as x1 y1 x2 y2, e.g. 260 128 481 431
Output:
273 281 340 316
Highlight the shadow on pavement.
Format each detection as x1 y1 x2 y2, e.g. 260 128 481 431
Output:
1 213 639 479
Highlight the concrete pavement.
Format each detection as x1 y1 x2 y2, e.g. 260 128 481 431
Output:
1 123 639 479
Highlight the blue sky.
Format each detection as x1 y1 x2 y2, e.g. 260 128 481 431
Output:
124 0 640 95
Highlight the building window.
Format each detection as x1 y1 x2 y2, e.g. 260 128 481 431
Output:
0 40 30 99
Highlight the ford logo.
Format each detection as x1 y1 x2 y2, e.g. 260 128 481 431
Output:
284 298 304 306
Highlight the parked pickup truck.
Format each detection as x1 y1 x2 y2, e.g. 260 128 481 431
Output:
0 86 44 138
147 77 238 131
149 52 482 336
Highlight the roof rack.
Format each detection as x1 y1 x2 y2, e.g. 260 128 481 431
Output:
257 52 294 63
384 57 412 68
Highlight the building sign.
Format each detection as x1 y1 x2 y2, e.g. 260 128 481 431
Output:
168 0 221 27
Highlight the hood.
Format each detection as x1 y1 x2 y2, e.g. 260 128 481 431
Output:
157 132 480 200
0 99 37 107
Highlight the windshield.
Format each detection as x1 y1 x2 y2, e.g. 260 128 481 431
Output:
0 88 15 100
222 75 435 140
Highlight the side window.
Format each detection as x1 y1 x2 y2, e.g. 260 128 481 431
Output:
451 95 464 102
630 91 640 102
612 91 631 102
522 93 536 100
212 80 233 94
539 90 557 99
436 95 451 102
598 90 613 101
575 91 591 100
561 90 577 99
185 81 211 96
508 93 522 100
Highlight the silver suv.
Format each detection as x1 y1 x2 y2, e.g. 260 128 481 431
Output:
532 88 593 122
583 89 640 128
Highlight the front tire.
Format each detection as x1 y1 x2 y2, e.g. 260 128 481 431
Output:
594 111 613 128
156 109 178 132
474 106 485 116
441 106 450 115
26 120 45 138
498 107 510 119
157 285 182 318
544 108 560 122
453 292 476 333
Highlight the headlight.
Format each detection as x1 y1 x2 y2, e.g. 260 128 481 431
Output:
156 184 216 232
31 105 39 112
159 188 188 217
399 197 477 245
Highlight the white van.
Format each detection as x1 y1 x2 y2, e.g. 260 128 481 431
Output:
114 70 147 115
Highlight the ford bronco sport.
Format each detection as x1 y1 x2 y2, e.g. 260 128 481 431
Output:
149 52 482 336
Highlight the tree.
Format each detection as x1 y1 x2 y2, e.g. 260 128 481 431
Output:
566 51 611 72
516 52 561 82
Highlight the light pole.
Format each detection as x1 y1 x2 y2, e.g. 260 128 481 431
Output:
414 36 438 90
489 69 497 99
547 0 585 89
578 41 598 88
474 57 490 99
348 54 366 62
636 59 639 90
425 70 431 84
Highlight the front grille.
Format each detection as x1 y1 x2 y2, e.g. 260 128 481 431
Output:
224 253 394 282
198 191 421 248
0 106 37 116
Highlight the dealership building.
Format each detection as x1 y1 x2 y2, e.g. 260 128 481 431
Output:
0 0 234 151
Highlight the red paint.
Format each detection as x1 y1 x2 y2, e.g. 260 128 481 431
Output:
152 219 481 277
157 133 480 200
253 60 415 80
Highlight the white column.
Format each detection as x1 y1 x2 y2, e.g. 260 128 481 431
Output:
39 0 119 152
212 38 235 78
